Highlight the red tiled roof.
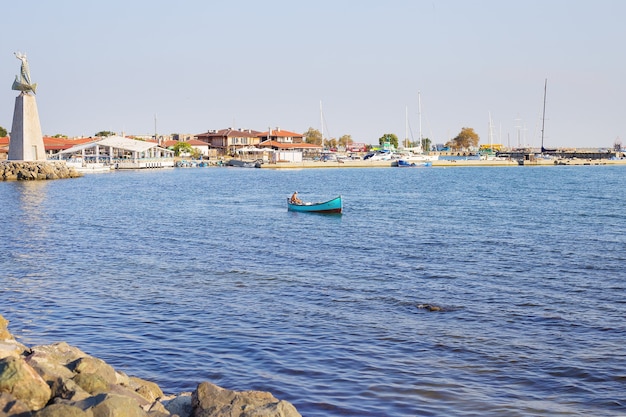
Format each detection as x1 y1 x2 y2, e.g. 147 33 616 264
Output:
0 136 97 151
259 129 303 138
42 136 98 151
161 140 179 148
258 140 321 150
187 139 211 146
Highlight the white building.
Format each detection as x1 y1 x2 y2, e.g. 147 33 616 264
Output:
51 136 175 169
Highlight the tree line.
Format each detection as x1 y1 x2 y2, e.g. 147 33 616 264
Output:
302 128 353 150
303 126 479 152
0 125 480 152
376 127 480 151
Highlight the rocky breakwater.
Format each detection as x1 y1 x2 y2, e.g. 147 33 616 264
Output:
0 161 82 181
0 314 301 417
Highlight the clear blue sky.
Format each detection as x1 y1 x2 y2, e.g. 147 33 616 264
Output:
2 0 624 148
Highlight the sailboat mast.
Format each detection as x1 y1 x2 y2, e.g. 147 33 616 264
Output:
541 79 547 152
418 91 423 151
488 111 493 149
405 106 409 148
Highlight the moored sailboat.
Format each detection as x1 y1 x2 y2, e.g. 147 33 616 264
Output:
398 91 438 165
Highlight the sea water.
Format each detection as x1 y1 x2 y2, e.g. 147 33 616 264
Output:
1 165 625 416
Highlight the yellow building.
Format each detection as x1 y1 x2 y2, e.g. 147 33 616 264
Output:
480 144 504 152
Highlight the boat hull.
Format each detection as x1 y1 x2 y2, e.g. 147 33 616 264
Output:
397 160 432 167
228 159 261 168
287 196 342 214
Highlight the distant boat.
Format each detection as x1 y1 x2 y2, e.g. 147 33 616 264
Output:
399 152 439 162
228 159 261 168
364 150 394 161
401 91 439 161
397 160 432 168
287 195 342 214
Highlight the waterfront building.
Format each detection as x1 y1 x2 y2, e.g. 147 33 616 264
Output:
195 128 261 156
50 135 175 169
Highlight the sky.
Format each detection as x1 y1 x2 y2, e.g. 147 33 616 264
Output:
1 0 624 148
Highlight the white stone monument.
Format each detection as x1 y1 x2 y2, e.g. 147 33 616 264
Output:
8 52 47 161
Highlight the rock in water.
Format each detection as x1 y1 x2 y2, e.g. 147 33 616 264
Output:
417 303 443 312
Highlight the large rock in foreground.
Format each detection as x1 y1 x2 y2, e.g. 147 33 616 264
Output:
0 314 301 417
193 382 300 417
0 161 82 180
0 356 51 410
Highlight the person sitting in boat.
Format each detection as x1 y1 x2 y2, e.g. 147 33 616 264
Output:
290 191 302 205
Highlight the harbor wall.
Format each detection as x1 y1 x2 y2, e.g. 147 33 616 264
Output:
0 161 82 180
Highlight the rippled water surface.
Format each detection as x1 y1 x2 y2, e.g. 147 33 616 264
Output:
1 166 625 416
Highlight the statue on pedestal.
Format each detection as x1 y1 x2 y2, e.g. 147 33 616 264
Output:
12 52 37 94
8 52 46 161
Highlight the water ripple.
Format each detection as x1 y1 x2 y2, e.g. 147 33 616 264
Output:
2 167 626 416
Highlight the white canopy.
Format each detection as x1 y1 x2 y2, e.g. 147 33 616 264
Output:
56 135 167 155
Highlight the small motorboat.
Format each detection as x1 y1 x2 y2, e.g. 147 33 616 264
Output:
227 159 262 168
397 159 432 168
287 195 342 214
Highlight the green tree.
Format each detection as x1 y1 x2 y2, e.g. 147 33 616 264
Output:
173 141 193 156
379 133 398 149
324 138 338 150
53 134 67 138
95 131 115 137
338 134 353 149
447 127 479 150
0 126 7 137
303 127 322 146
421 137 432 152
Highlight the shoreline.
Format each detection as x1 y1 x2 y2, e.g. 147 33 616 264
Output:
0 313 301 417
256 157 626 169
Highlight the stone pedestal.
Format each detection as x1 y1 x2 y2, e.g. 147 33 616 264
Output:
8 93 46 161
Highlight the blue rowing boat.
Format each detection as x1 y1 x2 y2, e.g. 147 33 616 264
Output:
287 195 342 214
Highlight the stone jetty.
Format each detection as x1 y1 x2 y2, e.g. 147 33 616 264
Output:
0 161 82 181
0 314 301 417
